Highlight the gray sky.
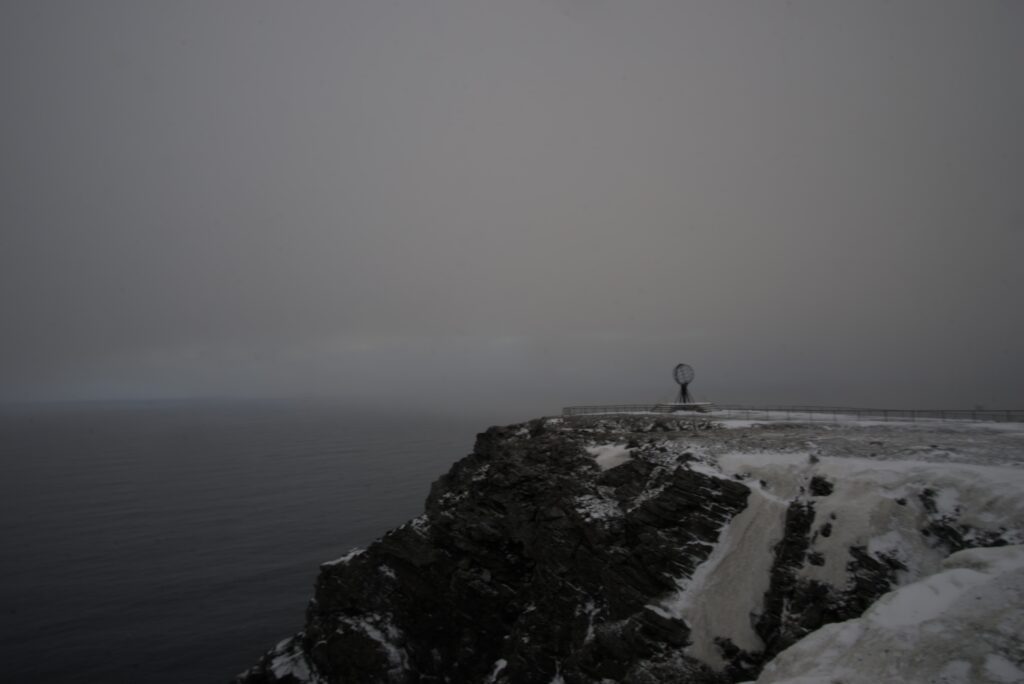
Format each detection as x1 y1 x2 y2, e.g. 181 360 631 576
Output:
2 1 1022 415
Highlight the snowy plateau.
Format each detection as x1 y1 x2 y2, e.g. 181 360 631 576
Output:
238 413 1024 684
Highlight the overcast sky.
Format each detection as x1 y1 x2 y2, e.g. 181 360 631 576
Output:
2 1 1022 415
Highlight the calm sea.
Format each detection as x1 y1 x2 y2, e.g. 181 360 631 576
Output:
0 400 496 683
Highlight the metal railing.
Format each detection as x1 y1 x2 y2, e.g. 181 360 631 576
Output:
562 403 713 416
703 404 1022 423
562 403 1024 423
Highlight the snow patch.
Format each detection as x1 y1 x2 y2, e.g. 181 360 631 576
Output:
752 545 1024 684
403 514 431 534
586 443 633 471
715 452 1024 590
936 660 973 684
933 487 961 517
657 481 787 669
267 637 322 683
322 547 364 566
985 654 1024 683
574 490 623 521
338 613 408 675
485 658 508 683
868 566 991 628
578 600 600 643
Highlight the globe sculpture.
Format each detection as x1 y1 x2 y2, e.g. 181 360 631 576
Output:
673 363 695 403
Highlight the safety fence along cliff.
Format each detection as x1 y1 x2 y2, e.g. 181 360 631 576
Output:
561 403 1024 423
562 403 713 416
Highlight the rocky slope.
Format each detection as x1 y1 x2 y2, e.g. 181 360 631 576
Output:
237 414 1024 684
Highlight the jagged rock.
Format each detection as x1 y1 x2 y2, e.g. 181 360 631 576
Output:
808 476 833 497
754 501 817 656
237 414 1024 684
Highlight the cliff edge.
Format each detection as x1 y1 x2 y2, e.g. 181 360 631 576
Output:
237 414 1024 683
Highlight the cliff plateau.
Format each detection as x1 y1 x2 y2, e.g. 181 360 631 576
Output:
237 414 1024 684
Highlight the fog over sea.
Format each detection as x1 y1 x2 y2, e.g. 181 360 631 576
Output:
0 399 499 683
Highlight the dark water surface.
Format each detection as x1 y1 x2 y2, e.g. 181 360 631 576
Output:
0 400 493 683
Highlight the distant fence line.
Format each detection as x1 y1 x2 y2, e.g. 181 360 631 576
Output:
713 405 1024 423
562 403 712 416
562 403 1024 423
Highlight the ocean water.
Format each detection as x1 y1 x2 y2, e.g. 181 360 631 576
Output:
0 400 493 683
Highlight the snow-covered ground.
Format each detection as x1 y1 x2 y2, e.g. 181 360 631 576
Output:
702 413 1024 467
747 545 1024 684
671 416 1024 684
710 408 1024 434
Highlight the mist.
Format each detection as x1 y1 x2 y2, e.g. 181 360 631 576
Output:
3 1 1022 416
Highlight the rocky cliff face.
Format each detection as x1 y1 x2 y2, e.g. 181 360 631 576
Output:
237 414 1024 684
